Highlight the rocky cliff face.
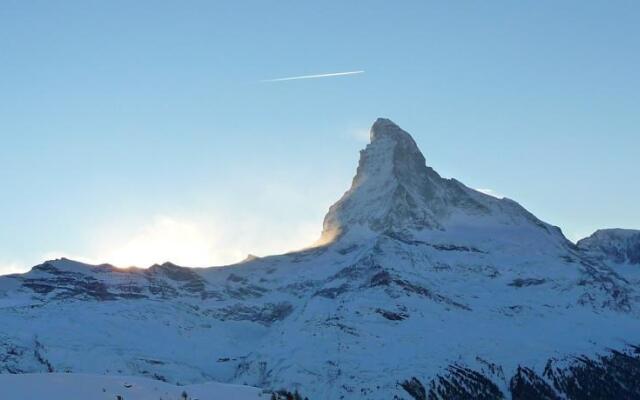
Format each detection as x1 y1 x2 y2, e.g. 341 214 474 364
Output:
0 119 639 399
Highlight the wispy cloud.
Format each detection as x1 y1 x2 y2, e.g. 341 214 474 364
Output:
262 70 364 82
0 261 27 275
476 188 505 199
349 127 371 143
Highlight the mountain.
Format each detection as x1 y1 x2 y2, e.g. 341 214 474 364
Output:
1 118 639 399
322 118 560 240
578 228 640 266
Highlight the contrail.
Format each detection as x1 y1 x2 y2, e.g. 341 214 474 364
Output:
262 70 364 82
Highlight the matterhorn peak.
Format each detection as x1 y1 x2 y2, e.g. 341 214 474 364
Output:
321 118 477 242
370 118 414 142
320 118 559 245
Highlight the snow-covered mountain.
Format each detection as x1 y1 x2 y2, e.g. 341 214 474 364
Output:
1 118 639 399
578 228 640 266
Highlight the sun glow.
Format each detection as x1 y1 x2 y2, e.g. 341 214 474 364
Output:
0 262 26 275
99 217 224 268
88 214 321 269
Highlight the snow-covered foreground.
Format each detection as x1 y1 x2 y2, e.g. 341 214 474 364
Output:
0 373 264 400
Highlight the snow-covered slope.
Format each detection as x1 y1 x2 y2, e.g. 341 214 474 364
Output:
1 118 639 399
0 373 263 400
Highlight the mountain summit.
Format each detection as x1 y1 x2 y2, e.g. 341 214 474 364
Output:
578 228 640 265
322 118 562 246
1 118 639 400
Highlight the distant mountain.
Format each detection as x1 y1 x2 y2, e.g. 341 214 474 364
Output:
1 119 639 399
578 228 640 265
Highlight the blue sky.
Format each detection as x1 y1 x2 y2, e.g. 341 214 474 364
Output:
1 1 638 273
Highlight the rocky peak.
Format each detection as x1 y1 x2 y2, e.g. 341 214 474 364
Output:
318 118 565 247
320 118 496 243
370 118 415 142
578 229 640 265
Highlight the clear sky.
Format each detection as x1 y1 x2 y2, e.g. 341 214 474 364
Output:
1 1 639 274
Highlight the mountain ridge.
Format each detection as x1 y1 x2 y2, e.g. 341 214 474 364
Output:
1 118 639 399
322 119 568 246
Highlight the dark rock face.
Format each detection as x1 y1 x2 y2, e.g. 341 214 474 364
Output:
383 231 486 253
17 260 269 302
22 263 119 301
375 308 408 321
207 302 293 326
392 278 471 311
369 270 392 287
147 263 209 294
314 284 350 299
508 278 547 288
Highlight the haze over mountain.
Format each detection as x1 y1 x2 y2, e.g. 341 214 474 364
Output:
1 119 639 399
